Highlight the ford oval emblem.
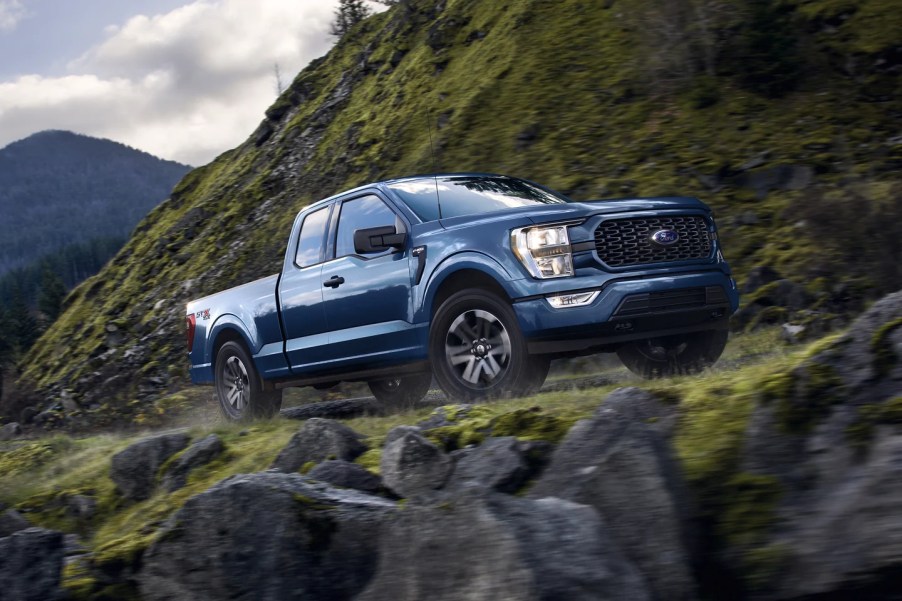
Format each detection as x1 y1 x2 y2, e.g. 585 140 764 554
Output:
651 229 679 246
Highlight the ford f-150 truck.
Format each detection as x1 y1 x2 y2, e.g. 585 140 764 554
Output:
186 173 739 420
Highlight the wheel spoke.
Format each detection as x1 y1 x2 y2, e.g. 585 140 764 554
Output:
484 354 502 379
461 357 479 383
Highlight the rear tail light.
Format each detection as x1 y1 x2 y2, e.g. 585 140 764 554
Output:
186 314 196 353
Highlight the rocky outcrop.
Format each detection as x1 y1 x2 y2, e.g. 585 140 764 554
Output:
446 436 531 493
0 509 31 537
307 460 383 494
271 418 367 472
0 527 65 601
731 290 902 598
110 432 190 501
529 388 694 601
161 434 224 492
379 427 452 499
358 491 650 601
140 472 397 601
0 422 22 441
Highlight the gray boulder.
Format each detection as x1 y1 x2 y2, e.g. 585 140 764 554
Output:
271 418 367 472
0 509 31 537
0 527 65 601
731 291 902 597
380 428 452 499
358 490 650 601
773 427 902 597
529 388 695 601
110 432 190 501
0 422 22 441
308 460 382 494
161 434 225 491
140 472 396 601
447 436 530 493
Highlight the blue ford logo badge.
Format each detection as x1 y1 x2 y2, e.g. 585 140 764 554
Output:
651 229 679 246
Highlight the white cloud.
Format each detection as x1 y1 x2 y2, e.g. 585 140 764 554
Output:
0 0 27 32
0 0 362 165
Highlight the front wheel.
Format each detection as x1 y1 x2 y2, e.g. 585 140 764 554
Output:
214 341 283 420
430 289 549 401
368 373 432 410
617 329 728 378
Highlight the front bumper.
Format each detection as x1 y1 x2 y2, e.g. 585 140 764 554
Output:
512 270 739 354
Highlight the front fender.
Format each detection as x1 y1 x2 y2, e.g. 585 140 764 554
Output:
416 251 520 321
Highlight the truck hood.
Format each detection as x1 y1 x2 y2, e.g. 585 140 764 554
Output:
526 197 709 224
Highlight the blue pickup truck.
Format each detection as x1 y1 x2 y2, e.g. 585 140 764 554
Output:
186 173 739 419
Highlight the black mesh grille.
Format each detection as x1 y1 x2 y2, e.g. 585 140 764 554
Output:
614 286 728 317
594 215 712 267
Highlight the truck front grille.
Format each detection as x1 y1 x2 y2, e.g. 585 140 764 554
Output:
594 215 712 268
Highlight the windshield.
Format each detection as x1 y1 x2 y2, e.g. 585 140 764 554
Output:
387 175 570 222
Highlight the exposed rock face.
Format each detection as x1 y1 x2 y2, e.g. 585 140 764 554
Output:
110 432 190 501
0 527 64 601
358 490 650 601
529 388 694 601
140 472 396 601
379 427 452 499
0 509 31 537
161 434 224 491
733 290 902 598
446 436 531 493
307 460 383 494
0 422 21 440
271 418 367 472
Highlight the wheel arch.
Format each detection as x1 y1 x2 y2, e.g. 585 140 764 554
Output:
423 253 516 320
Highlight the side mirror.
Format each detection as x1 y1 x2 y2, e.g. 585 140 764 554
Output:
353 225 408 254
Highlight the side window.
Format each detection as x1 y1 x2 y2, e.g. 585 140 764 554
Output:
294 206 329 267
335 195 402 258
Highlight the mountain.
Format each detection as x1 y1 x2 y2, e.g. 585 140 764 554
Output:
9 0 902 423
0 130 190 277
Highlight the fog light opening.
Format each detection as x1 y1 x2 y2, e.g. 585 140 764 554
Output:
546 290 600 309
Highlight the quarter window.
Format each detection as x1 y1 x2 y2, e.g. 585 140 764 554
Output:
295 206 329 267
335 195 402 258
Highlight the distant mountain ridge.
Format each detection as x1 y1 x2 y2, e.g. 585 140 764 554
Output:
0 130 190 276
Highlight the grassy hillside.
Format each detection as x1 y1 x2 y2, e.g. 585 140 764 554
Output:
9 0 901 425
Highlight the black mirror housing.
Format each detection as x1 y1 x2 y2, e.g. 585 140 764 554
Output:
353 225 408 254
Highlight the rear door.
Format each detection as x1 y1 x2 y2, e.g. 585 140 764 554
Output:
278 203 333 372
318 192 418 369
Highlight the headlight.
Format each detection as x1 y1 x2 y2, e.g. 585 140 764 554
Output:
511 224 574 279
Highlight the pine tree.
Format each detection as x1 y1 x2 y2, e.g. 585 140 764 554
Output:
7 287 38 355
330 0 372 38
37 267 67 322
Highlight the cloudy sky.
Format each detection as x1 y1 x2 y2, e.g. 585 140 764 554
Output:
0 0 376 165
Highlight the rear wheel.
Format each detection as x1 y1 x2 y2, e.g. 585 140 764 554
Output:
368 373 432 410
617 329 728 378
430 289 549 401
214 341 283 420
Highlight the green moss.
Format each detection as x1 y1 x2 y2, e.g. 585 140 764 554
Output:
62 560 99 600
300 461 316 474
743 543 791 591
0 437 72 478
354 448 382 474
489 407 575 443
845 396 902 451
764 362 843 434
718 473 783 548
871 317 902 376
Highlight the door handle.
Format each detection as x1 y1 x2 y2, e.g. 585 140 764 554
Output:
323 275 345 288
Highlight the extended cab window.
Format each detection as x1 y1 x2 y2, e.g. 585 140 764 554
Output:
335 195 402 258
295 206 329 267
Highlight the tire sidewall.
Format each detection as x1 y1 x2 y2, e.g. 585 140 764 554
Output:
429 289 530 400
618 329 728 378
215 340 281 420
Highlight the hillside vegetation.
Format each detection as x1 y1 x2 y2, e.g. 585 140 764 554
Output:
8 0 902 425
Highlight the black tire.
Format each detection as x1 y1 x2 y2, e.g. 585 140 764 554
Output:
214 341 283 420
368 372 433 410
617 329 728 378
430 289 548 401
